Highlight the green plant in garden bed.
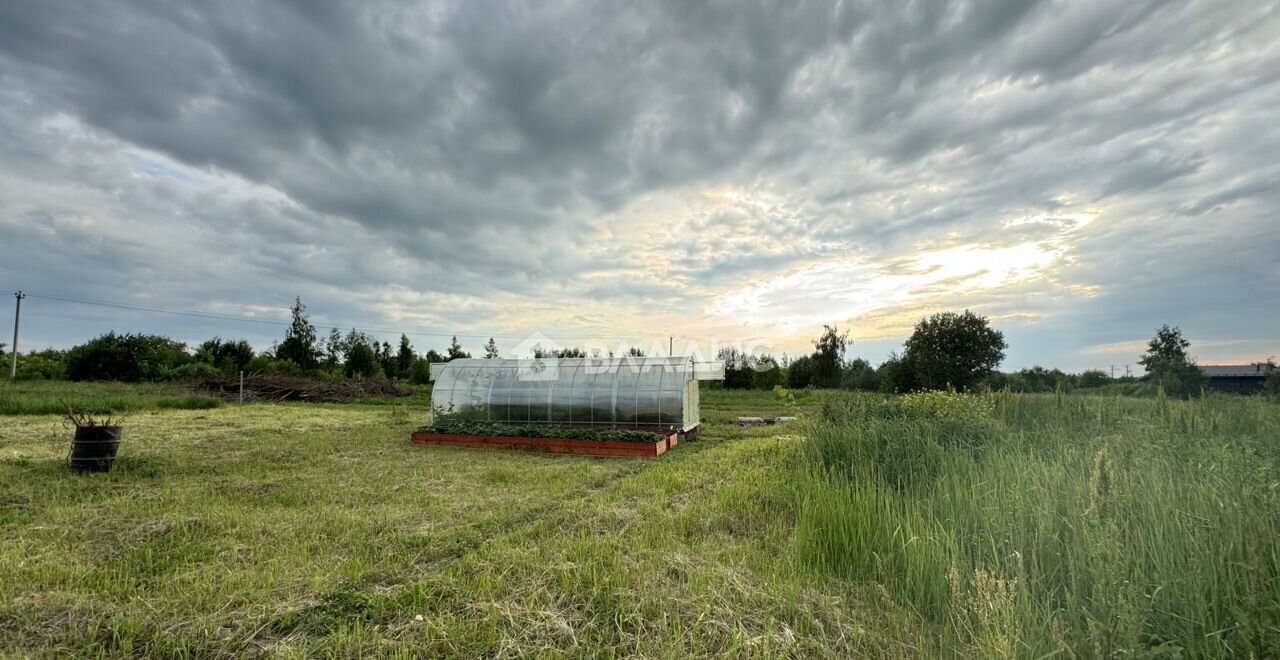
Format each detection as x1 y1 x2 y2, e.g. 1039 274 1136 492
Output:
417 421 666 443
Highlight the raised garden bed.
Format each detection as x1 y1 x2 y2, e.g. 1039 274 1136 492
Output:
410 423 678 457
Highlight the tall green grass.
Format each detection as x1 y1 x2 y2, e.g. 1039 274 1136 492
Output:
0 380 221 415
797 391 1280 658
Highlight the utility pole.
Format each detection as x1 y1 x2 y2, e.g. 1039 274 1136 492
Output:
1109 364 1116 378
669 336 673 356
10 291 25 380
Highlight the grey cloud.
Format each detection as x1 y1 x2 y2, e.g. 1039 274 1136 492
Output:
1177 174 1280 217
1098 149 1206 200
1 0 1279 365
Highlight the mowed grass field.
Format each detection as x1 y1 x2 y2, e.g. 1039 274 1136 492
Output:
0 388 865 658
1 383 1278 658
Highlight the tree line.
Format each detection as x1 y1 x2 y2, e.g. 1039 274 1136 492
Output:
0 295 699 384
714 313 1274 398
3 298 1274 397
1 297 481 384
716 310 1010 394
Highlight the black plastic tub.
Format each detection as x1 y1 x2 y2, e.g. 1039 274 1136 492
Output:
70 426 121 473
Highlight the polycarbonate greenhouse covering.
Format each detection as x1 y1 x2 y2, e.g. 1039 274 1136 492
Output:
428 356 724 432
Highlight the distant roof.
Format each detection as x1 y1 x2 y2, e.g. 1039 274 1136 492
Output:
1201 364 1271 378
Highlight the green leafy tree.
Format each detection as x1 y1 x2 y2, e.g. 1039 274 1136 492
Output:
323 328 345 369
1137 325 1205 397
424 349 445 364
395 334 415 378
374 341 390 376
984 371 1011 390
447 336 470 360
1016 366 1071 393
840 358 879 391
275 297 320 370
901 310 1006 391
1138 324 1191 366
627 347 645 357
811 325 850 389
342 329 382 378
484 338 500 359
1079 369 1110 388
407 356 432 384
195 337 256 375
786 354 815 388
717 347 755 389
878 353 918 393
752 355 784 390
1265 361 1279 397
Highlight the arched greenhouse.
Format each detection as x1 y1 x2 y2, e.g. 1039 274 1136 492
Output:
428 356 724 433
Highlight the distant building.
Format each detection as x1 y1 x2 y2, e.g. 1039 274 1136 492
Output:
1200 364 1271 394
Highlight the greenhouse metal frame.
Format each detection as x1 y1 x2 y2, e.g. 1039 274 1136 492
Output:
428 356 724 432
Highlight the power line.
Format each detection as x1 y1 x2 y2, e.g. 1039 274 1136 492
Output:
26 292 296 329
20 291 660 343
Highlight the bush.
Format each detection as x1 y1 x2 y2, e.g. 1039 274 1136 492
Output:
65 332 191 382
407 357 432 385
13 349 68 380
983 371 1010 390
170 362 222 381
1090 381 1158 397
1146 361 1207 398
900 390 994 420
244 355 303 376
817 392 906 424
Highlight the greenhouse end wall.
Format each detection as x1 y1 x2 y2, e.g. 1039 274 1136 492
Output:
428 357 720 432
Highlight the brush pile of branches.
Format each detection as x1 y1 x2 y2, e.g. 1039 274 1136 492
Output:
199 374 411 403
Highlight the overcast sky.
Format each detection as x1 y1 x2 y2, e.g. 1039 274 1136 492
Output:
2 0 1278 371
